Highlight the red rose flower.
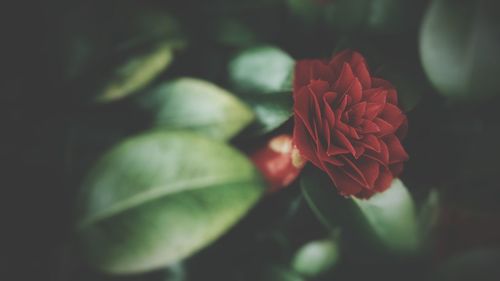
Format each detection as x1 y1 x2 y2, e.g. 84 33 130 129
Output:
293 50 409 198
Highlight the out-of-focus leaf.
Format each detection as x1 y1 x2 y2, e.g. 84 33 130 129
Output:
62 1 185 102
420 0 500 101
214 19 258 48
228 46 294 135
260 265 305 281
137 78 254 141
288 0 424 34
431 249 500 281
292 239 339 278
301 166 420 254
91 43 176 103
76 131 265 274
229 46 294 94
240 92 293 136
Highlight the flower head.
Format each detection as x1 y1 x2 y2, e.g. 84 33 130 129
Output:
293 50 409 198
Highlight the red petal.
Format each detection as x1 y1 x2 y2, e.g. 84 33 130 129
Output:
326 144 350 157
293 119 321 166
384 135 409 164
360 119 381 134
349 101 366 126
373 165 393 192
346 78 363 103
365 139 389 164
364 103 384 120
374 117 395 136
350 53 372 88
363 89 387 104
327 167 365 196
334 129 356 156
294 60 334 92
380 103 405 130
372 78 398 104
329 50 354 75
334 63 355 94
357 157 380 188
338 155 369 187
360 134 381 152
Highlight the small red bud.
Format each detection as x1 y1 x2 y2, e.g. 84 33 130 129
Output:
250 135 306 194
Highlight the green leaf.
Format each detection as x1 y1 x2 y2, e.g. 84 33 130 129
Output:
431 250 500 281
63 1 185 103
76 131 265 274
229 46 294 94
420 0 500 100
301 166 419 254
292 239 340 278
260 265 305 281
137 78 255 141
92 43 176 103
240 92 293 136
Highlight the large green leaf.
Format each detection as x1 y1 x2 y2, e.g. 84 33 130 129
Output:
137 78 255 141
301 166 419 254
229 46 294 95
420 0 500 100
76 131 265 274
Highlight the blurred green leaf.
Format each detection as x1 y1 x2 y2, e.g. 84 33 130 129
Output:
229 46 294 94
137 78 254 141
431 249 500 281
288 0 424 34
240 92 293 136
260 265 305 281
63 1 185 103
301 166 420 254
92 43 176 103
420 0 500 100
228 46 294 135
292 239 340 278
76 131 265 274
214 19 258 48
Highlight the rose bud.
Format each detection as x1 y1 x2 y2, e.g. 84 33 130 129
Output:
250 135 306 194
293 50 409 199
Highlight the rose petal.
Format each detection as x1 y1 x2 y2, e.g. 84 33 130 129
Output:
363 88 387 104
346 78 363 103
325 160 367 194
380 103 405 130
374 117 395 136
334 63 355 94
334 129 356 157
293 119 321 166
360 119 380 134
372 78 398 104
373 165 393 192
364 103 384 120
384 135 409 164
357 157 380 188
351 53 372 88
294 60 334 92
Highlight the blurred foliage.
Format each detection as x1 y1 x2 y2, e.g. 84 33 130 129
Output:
5 0 500 280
